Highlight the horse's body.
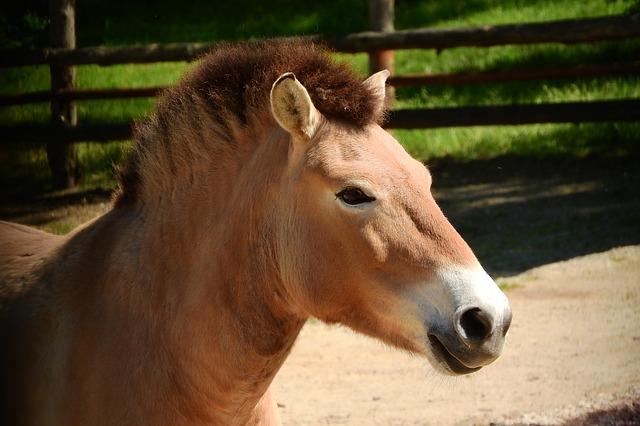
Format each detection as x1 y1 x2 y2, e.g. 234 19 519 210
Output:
0 41 511 425
1 214 285 425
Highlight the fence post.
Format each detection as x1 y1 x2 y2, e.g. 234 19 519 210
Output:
48 0 79 189
368 0 395 99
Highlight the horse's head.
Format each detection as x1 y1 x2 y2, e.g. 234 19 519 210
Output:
270 71 511 375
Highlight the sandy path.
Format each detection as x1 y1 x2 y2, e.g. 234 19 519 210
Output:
272 246 640 425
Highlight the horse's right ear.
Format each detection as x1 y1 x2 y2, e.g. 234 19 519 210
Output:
270 72 321 139
362 69 390 119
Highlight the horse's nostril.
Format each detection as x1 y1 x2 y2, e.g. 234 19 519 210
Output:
458 307 493 343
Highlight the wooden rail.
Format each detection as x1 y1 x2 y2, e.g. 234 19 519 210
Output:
3 100 638 143
0 87 164 106
1 14 638 68
0 42 214 68
2 62 639 107
389 62 640 87
2 122 133 143
329 13 640 53
387 99 640 129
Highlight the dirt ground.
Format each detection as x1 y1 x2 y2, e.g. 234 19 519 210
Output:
1 155 639 425
272 246 640 425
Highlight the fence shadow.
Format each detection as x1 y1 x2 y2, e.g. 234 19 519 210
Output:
431 154 640 276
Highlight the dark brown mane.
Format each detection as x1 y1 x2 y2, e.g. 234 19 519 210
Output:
114 39 383 207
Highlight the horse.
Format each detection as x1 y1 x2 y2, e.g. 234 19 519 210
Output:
0 40 511 425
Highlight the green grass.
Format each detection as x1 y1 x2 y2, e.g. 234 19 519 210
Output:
398 122 639 162
0 141 127 195
1 0 639 193
496 280 522 292
0 62 191 124
396 0 635 29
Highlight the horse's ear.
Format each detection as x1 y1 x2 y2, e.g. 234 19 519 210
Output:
270 72 321 139
362 69 390 118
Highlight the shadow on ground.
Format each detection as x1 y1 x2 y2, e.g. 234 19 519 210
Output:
562 401 640 426
431 154 640 276
0 188 112 234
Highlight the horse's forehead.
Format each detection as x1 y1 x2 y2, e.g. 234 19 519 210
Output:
311 124 428 182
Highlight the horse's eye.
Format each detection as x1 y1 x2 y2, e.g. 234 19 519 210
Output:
336 187 376 205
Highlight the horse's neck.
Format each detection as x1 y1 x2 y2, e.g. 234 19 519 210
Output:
61 131 304 424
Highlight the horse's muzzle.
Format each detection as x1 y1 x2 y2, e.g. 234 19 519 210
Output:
429 302 512 374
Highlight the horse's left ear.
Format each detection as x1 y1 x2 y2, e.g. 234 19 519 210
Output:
270 72 321 139
362 69 390 118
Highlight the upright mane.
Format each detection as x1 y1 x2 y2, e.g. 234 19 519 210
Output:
114 40 385 207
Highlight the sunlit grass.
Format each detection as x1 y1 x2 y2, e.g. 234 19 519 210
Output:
76 141 129 189
396 122 640 162
396 0 635 29
395 76 640 108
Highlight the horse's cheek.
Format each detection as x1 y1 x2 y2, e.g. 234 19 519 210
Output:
362 221 389 265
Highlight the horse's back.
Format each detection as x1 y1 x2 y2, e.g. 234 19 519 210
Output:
0 221 63 303
0 222 65 425
0 220 61 254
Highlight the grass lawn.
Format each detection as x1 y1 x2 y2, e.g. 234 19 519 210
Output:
1 0 639 194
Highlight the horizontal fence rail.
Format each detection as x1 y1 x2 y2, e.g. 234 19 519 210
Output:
0 87 164 106
1 14 639 68
388 61 640 87
2 122 133 143
2 62 639 107
3 100 639 143
328 13 640 52
0 42 214 68
387 99 640 128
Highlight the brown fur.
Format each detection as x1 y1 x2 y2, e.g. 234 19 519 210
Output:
115 40 384 207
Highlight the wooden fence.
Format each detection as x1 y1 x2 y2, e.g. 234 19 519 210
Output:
2 0 640 188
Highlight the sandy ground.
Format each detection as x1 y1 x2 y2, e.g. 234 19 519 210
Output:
272 246 640 425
